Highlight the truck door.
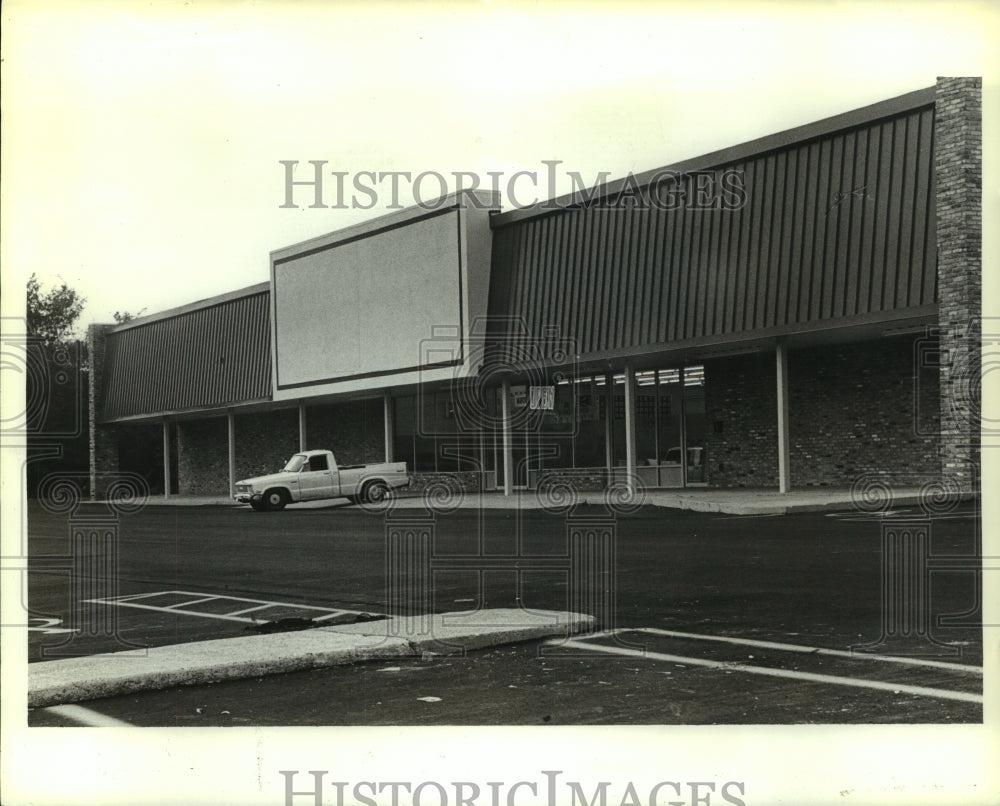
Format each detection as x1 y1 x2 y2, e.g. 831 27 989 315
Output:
298 453 338 501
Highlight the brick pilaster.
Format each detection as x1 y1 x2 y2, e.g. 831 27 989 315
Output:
935 77 982 492
87 324 118 499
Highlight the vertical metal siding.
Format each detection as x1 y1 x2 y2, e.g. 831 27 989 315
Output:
101 291 271 420
488 105 937 357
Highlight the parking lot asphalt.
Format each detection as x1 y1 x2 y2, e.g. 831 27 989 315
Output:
24 497 984 724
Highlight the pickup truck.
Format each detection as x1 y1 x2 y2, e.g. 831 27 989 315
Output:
233 449 410 511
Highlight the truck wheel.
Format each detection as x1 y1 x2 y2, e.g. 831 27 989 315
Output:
263 488 288 511
362 480 390 504
249 500 265 512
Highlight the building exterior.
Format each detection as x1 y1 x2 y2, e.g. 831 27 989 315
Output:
88 78 981 500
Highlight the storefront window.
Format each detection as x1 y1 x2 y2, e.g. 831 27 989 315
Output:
391 363 706 485
573 376 606 468
657 368 683 465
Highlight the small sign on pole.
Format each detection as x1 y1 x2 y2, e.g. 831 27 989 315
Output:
529 386 555 410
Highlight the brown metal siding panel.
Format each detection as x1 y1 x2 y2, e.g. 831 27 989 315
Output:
760 152 781 328
919 108 938 305
821 136 842 320
573 209 595 352
695 201 710 336
843 128 866 316
636 205 657 344
725 175 743 332
487 105 936 360
101 291 272 420
665 200 684 340
833 130 856 318
897 114 919 308
775 148 798 326
628 209 646 346
560 211 580 349
651 207 670 343
743 157 766 330
598 211 619 352
600 210 628 350
733 159 754 332
700 191 723 336
869 120 892 311
702 190 720 335
606 213 623 350
907 110 931 305
882 117 905 309
856 125 879 315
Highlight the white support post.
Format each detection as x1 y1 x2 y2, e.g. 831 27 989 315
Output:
227 413 236 498
162 421 171 499
624 364 637 493
501 378 513 496
298 404 307 452
679 368 688 488
604 373 614 480
776 340 791 494
383 391 394 463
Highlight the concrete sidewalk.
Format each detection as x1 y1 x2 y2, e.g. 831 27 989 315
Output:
122 487 970 515
28 609 594 708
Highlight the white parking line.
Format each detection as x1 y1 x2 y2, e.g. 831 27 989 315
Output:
162 597 221 609
42 704 133 727
557 639 983 704
594 627 982 675
84 590 377 624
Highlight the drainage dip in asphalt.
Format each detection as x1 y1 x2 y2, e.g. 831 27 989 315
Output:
243 613 387 634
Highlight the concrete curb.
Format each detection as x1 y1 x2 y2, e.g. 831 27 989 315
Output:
92 490 978 516
28 609 594 708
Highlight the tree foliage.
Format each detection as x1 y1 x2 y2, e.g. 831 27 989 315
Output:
113 308 146 324
26 273 86 345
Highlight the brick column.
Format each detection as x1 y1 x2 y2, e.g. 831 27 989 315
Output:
87 324 118 500
935 77 981 492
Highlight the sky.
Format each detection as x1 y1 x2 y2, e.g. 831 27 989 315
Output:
2 3 1000 805
4 1 997 332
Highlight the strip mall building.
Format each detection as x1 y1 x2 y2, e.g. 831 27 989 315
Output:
88 78 981 500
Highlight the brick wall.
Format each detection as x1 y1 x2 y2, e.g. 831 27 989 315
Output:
117 423 165 494
405 471 484 494
87 324 119 499
935 77 982 493
703 353 778 486
305 399 384 465
234 410 299 481
704 337 940 487
138 404 386 497
176 417 228 495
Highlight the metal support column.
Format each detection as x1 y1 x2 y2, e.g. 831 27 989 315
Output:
501 378 513 496
298 404 307 452
679 368 688 487
383 391 394 463
623 364 637 492
604 373 614 481
162 421 170 499
227 413 236 498
776 340 791 493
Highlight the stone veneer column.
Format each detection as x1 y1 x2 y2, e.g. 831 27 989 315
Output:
87 324 118 500
935 77 982 492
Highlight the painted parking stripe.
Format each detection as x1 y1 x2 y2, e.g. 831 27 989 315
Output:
43 704 133 727
591 627 982 675
556 639 983 705
85 590 380 624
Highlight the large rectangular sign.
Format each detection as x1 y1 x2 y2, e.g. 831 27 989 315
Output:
273 208 463 389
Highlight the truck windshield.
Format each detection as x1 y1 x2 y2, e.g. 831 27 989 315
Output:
283 455 307 472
